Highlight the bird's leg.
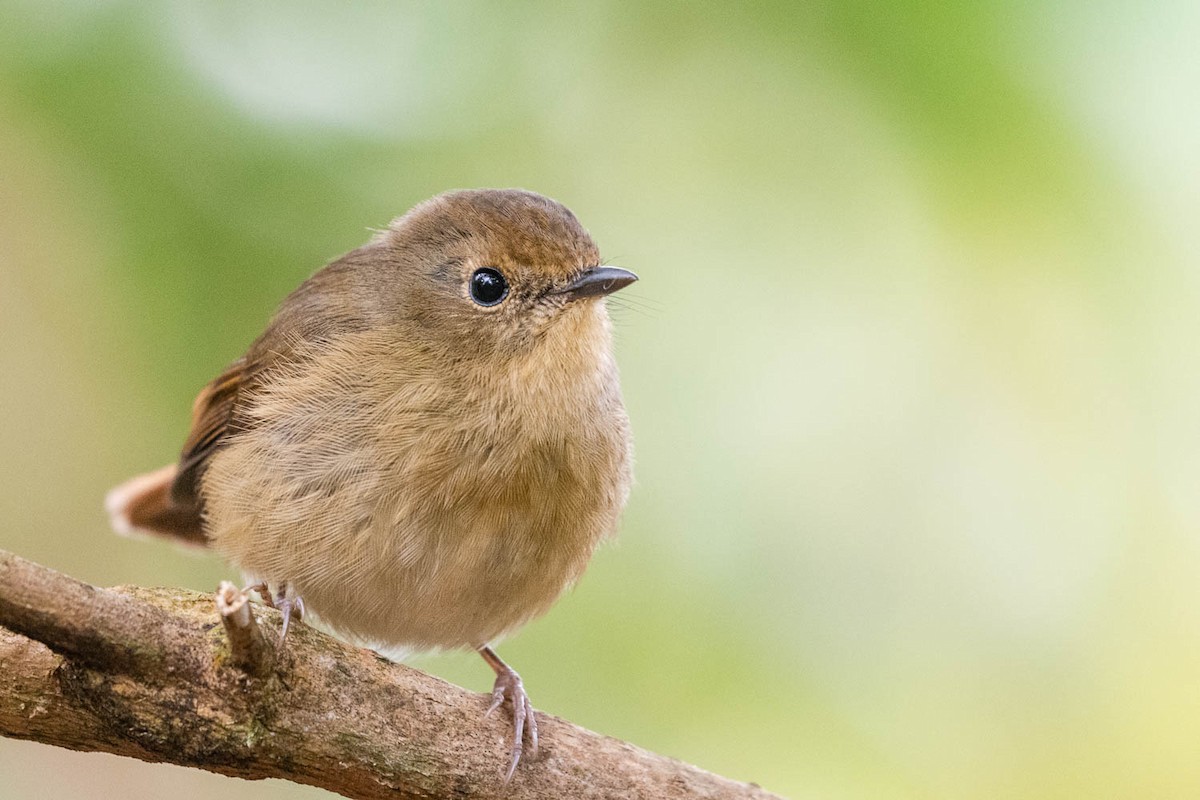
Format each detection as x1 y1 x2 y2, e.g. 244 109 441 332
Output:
479 645 538 782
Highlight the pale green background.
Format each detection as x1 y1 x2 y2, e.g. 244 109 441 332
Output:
2 2 1199 798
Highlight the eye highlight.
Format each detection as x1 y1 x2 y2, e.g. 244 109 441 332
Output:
469 267 508 306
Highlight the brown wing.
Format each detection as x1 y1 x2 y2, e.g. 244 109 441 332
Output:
164 251 371 525
105 358 256 546
171 357 253 509
106 243 376 545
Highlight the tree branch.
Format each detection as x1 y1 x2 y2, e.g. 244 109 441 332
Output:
0 549 783 799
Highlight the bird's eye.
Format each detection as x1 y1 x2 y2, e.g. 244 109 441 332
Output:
469 267 509 306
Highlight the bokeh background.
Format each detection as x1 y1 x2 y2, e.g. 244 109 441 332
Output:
2 2 1198 798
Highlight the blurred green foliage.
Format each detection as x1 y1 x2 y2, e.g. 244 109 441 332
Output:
2 2 1198 798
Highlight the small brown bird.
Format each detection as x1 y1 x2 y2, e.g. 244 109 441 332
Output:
106 188 636 780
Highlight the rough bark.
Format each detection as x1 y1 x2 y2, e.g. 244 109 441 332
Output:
0 549 783 799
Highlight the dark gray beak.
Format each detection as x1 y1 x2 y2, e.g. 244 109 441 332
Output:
558 266 639 300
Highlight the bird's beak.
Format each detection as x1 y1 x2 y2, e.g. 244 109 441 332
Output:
557 267 639 300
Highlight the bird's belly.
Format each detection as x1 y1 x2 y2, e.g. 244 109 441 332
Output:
292 508 594 650
202 425 624 650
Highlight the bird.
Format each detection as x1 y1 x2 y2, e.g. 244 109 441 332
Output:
105 188 636 781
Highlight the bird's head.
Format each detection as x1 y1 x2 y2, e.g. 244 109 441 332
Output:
374 189 637 359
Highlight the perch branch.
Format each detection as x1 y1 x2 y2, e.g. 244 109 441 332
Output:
0 549 783 800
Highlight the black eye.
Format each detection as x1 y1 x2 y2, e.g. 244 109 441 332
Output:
469 267 509 306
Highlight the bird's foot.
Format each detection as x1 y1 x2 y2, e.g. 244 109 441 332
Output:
275 591 305 641
480 646 538 782
243 582 272 607
242 582 304 641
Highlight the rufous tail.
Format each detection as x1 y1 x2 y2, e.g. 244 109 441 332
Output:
105 464 207 547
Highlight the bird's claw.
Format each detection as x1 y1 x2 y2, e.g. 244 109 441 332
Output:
243 583 304 641
277 593 305 641
486 666 538 782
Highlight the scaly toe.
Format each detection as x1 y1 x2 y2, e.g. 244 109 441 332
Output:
242 582 273 607
274 589 305 642
486 668 535 782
